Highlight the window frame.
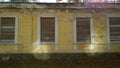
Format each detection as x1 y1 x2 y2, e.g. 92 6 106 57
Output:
0 15 18 44
74 15 94 44
107 15 120 44
37 15 58 45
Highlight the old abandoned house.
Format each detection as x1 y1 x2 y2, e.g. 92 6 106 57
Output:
0 0 120 59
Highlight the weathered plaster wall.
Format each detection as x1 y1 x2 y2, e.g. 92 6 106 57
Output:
0 8 120 54
0 11 33 53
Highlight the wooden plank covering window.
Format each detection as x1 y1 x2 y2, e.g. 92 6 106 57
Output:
76 17 91 43
109 17 120 42
40 17 55 43
0 17 15 42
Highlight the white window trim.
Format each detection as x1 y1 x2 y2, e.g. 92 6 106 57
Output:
107 15 120 44
74 15 94 50
0 15 18 44
37 15 58 46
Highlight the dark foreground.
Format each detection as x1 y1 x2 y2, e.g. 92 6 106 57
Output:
0 53 120 68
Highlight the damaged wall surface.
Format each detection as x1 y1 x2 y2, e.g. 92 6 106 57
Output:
0 3 120 54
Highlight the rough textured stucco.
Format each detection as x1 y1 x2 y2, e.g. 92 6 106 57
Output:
0 3 120 53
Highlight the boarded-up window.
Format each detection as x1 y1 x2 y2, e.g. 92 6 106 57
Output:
109 17 120 42
40 17 55 43
76 17 91 43
0 17 15 42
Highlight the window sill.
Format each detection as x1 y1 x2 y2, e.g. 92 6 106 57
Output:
74 42 91 45
33 42 56 45
75 42 120 45
93 42 120 44
0 43 22 45
110 42 120 44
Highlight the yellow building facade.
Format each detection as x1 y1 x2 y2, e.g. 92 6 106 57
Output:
0 3 120 54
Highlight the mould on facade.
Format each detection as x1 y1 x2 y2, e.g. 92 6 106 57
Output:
0 3 119 14
0 2 120 9
0 3 119 13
